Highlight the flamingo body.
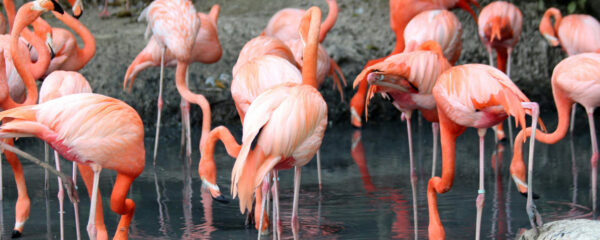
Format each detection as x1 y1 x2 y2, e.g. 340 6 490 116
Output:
478 1 522 51
404 9 462 64
540 8 600 55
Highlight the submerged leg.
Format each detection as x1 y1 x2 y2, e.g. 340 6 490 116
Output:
180 69 192 159
153 47 166 165
257 174 270 238
475 129 486 240
292 166 302 237
432 122 439 178
78 165 107 240
522 102 543 231
272 171 281 240
507 117 514 148
587 111 598 213
405 112 418 238
317 150 322 191
86 165 102 240
570 103 577 133
53 151 65 240
73 163 81 240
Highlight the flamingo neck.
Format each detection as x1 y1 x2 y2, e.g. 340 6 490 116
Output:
175 61 211 150
11 5 45 105
318 0 338 43
4 0 15 30
301 12 320 88
496 47 508 73
53 11 96 70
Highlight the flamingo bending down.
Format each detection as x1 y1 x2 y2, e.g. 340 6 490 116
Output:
136 1 213 163
0 93 145 240
539 8 600 134
230 7 327 238
428 64 542 240
39 71 92 240
350 0 479 128
510 53 600 227
403 9 462 65
478 1 523 144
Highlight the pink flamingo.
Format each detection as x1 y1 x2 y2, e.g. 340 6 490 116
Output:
428 64 542 240
39 70 92 240
349 0 479 128
478 1 523 145
510 53 600 229
539 8 600 134
0 93 145 240
262 0 338 43
403 9 462 65
135 2 215 163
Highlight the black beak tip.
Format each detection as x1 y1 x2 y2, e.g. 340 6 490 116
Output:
213 195 230 204
51 0 64 14
11 230 22 238
50 48 55 59
520 191 540 200
74 12 82 19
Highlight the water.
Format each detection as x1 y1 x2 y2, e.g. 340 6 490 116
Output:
0 116 597 239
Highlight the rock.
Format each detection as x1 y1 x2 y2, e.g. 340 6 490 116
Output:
519 219 600 240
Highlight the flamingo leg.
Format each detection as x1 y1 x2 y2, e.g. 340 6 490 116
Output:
258 173 270 238
0 149 2 201
73 163 81 240
507 117 514 148
587 111 598 213
272 171 281 240
54 150 65 240
570 103 577 133
77 164 107 240
45 143 49 191
475 128 486 240
153 47 165 165
291 166 302 237
317 150 322 191
99 0 109 17
506 48 512 78
86 165 102 240
3 139 30 238
432 122 439 178
405 112 418 238
185 69 192 159
486 45 494 67
521 102 542 230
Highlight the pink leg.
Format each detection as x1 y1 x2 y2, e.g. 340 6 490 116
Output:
53 150 65 240
99 0 109 17
153 48 165 165
522 102 542 231
587 111 598 213
180 69 192 159
570 103 577 133
405 112 418 237
432 122 439 178
317 150 322 191
475 128 486 240
73 163 81 240
272 171 281 240
258 173 270 238
291 167 302 238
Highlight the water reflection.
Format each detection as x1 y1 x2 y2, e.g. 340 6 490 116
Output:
1 122 598 239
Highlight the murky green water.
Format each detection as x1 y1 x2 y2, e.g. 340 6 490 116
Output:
1 114 597 239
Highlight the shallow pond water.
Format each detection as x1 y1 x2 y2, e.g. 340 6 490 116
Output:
1 115 597 239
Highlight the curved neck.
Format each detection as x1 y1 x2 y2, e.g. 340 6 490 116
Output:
4 0 16 31
542 8 562 37
176 61 211 150
318 0 337 43
300 8 321 88
11 5 45 105
208 4 220 24
52 11 96 69
198 126 240 189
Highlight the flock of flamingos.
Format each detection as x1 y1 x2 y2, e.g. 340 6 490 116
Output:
0 0 597 239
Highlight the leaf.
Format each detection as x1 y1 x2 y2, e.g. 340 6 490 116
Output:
568 1 576 14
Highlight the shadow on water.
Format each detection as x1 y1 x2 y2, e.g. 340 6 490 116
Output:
0 114 598 239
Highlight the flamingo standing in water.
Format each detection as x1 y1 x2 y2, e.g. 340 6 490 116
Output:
428 64 542 240
539 8 600 134
0 93 145 240
350 0 479 128
39 71 92 240
510 53 600 227
0 1 59 237
478 1 523 144
136 2 215 163
230 7 327 238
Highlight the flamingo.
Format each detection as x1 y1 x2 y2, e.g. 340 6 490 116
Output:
403 10 462 65
0 1 59 236
0 14 5 34
99 0 128 18
261 0 338 43
3 0 82 31
478 1 523 145
539 8 600 134
428 64 542 240
350 0 479 128
0 93 145 240
137 1 212 163
230 7 327 238
39 71 92 240
510 53 600 229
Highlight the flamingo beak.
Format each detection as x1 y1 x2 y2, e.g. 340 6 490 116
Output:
51 0 64 14
45 33 55 59
73 0 83 19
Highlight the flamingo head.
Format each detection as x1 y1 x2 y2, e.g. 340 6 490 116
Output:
484 16 513 43
70 0 83 19
32 0 64 14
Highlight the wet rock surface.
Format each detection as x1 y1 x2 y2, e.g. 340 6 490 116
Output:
519 219 600 240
